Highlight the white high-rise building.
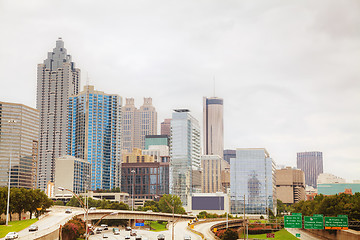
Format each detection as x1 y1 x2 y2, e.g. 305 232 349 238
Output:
36 38 80 191
170 109 201 206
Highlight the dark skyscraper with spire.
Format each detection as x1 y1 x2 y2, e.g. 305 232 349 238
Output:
36 38 80 191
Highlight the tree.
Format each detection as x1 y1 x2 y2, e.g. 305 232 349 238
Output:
105 202 129 210
221 229 238 240
66 196 85 208
10 188 27 220
0 187 7 216
54 200 64 206
61 217 85 240
158 194 185 214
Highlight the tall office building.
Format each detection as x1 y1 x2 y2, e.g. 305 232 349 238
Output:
68 85 121 190
170 109 201 206
0 102 39 189
37 38 80 190
297 151 323 188
203 97 224 158
276 167 305 204
201 155 228 193
230 148 276 215
122 98 157 152
161 119 171 136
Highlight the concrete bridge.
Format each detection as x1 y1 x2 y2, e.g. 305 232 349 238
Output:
76 209 195 223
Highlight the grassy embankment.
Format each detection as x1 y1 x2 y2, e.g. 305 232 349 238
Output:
147 221 168 231
0 218 38 238
245 228 298 239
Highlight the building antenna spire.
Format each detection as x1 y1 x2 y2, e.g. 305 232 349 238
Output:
86 72 90 86
213 75 216 97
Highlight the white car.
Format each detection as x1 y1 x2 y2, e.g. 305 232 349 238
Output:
5 232 19 240
90 207 96 210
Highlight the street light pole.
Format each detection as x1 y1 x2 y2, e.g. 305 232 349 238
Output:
58 187 88 239
6 119 16 226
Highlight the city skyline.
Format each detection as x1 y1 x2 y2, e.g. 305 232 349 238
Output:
0 1 359 181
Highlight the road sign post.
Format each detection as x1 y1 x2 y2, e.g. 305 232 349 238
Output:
304 216 324 229
135 219 145 227
325 216 348 230
284 213 302 228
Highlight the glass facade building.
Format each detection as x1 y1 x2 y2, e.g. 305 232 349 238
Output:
144 135 169 149
68 85 121 190
230 148 276 215
170 109 201 206
0 102 39 189
121 162 169 200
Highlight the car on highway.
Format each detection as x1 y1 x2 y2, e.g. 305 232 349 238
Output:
184 235 191 240
125 226 132 231
135 236 142 240
124 236 131 240
102 233 109 238
95 227 103 234
130 230 137 236
28 224 38 231
89 207 96 210
157 234 165 240
65 208 72 213
101 224 108 230
113 227 120 235
5 232 19 240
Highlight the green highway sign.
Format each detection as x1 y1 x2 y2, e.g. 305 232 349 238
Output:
296 233 301 238
284 215 302 228
325 217 348 230
304 216 324 229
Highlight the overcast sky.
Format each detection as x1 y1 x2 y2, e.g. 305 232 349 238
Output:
1 0 359 181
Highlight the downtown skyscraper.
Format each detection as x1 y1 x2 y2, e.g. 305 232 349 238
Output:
170 109 201 206
203 97 224 158
68 85 122 190
0 102 39 189
122 98 157 152
297 151 323 188
36 38 80 191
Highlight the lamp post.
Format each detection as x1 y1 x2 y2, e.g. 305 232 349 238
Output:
6 119 16 226
58 187 88 239
163 198 175 240
131 169 135 211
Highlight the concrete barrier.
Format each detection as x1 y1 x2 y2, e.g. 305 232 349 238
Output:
305 228 360 240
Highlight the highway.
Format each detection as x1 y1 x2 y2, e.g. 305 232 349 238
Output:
1 207 83 240
88 221 201 240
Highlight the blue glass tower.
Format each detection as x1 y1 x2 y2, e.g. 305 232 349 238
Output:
68 85 121 190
